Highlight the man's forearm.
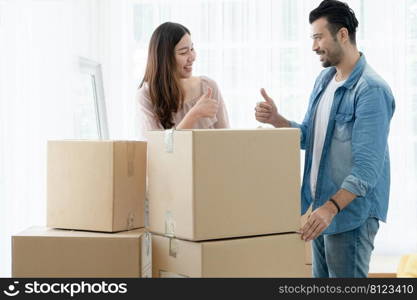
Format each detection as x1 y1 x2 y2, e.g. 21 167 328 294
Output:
272 116 291 128
329 188 357 212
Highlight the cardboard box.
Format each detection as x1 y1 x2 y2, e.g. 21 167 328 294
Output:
305 240 312 265
301 209 313 265
12 227 152 278
152 232 311 278
47 140 146 232
147 129 300 241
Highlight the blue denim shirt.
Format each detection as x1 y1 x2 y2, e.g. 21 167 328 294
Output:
290 53 395 234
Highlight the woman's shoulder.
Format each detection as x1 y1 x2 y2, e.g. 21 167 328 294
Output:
199 75 220 91
136 83 153 107
136 82 150 98
137 81 149 92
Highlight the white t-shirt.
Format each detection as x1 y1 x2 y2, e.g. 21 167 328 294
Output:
310 75 346 200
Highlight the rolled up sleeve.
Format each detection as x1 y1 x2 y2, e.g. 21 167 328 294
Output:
341 87 395 197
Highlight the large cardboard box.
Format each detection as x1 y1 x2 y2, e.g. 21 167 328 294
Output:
152 232 311 278
301 210 313 265
12 227 152 278
47 140 146 232
147 129 300 241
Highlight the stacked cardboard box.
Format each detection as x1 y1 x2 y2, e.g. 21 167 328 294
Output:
146 129 311 277
12 140 150 278
152 233 311 278
13 227 151 278
12 131 310 278
301 209 313 267
47 140 147 232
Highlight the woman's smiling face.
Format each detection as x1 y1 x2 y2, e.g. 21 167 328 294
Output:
174 33 196 79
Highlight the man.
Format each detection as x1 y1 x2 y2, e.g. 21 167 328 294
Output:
255 0 395 278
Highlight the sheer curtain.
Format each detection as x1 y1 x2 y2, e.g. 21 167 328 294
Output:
1 0 416 277
0 0 104 276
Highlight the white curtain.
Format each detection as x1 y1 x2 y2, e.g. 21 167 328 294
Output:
1 0 416 276
0 0 104 276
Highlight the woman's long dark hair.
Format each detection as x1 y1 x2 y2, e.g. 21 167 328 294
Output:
140 22 190 129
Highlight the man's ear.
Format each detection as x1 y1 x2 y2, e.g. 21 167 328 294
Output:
338 27 349 44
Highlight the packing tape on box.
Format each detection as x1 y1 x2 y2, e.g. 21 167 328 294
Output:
126 142 135 177
164 129 174 153
144 231 152 257
144 196 149 228
141 232 152 277
127 211 135 230
142 265 152 278
169 238 179 258
164 211 176 237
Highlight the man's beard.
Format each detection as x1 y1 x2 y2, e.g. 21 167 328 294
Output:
318 42 343 68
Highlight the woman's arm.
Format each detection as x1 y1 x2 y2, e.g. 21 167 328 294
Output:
135 87 163 138
176 109 199 129
213 84 230 128
203 78 230 128
177 87 218 129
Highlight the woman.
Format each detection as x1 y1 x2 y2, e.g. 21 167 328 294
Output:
136 22 229 137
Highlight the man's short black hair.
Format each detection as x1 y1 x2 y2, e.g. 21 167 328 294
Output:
309 0 359 45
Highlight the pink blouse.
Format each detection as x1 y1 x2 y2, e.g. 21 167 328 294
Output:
136 76 230 137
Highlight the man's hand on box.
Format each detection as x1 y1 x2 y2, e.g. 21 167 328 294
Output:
300 201 338 241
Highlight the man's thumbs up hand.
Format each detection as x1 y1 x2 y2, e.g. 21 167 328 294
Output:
255 88 289 127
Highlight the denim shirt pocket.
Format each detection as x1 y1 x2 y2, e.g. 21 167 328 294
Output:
333 113 354 142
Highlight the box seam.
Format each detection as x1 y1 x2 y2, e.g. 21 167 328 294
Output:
111 142 116 232
191 131 196 240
